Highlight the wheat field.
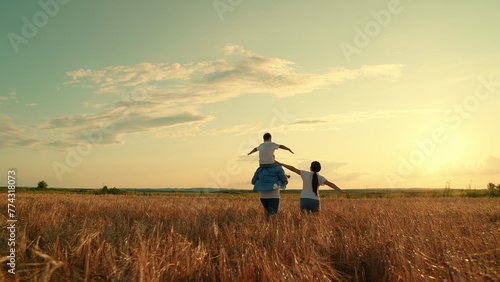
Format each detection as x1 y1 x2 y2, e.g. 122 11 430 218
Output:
1 193 499 281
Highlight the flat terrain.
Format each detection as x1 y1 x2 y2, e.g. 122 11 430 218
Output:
1 193 499 281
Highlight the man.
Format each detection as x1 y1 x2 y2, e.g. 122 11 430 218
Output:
248 133 294 219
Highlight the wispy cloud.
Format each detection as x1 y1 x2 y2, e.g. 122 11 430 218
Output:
199 108 444 137
36 111 212 149
65 62 205 94
65 44 403 101
206 123 265 136
0 91 18 104
335 171 371 182
271 109 443 132
3 44 405 151
0 114 39 149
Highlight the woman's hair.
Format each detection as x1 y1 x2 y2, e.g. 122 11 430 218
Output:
310 161 321 196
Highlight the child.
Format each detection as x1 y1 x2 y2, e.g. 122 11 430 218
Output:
248 133 293 192
247 133 294 167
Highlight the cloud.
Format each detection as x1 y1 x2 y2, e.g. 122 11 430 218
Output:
288 120 328 125
83 101 106 109
0 91 18 104
64 44 403 101
193 45 403 100
65 62 204 94
203 108 443 138
3 44 405 151
267 109 443 132
335 172 370 182
206 123 265 136
47 44 402 149
36 111 212 149
0 114 40 149
1 91 212 150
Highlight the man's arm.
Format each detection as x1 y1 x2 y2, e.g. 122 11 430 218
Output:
279 144 294 154
247 147 257 155
324 180 345 193
276 161 301 175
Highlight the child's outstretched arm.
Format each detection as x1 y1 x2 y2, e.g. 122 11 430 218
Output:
247 147 257 155
279 145 294 154
325 180 345 193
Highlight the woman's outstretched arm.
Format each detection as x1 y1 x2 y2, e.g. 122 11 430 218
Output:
324 180 345 193
275 161 301 175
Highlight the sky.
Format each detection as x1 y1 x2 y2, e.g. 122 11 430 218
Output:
1 0 499 190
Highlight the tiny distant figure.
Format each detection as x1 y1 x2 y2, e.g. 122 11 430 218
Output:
247 132 294 167
277 161 345 214
248 132 293 219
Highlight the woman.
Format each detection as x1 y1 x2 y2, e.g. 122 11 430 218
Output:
277 161 345 213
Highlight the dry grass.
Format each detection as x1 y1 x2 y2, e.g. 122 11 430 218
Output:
1 194 499 281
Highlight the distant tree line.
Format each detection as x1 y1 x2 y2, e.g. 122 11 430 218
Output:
37 180 48 189
487 182 500 197
32 181 499 197
35 181 123 195
95 185 124 195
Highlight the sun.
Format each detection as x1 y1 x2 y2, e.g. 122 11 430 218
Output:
422 132 468 174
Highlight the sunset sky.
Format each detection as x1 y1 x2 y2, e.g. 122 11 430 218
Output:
1 0 499 189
